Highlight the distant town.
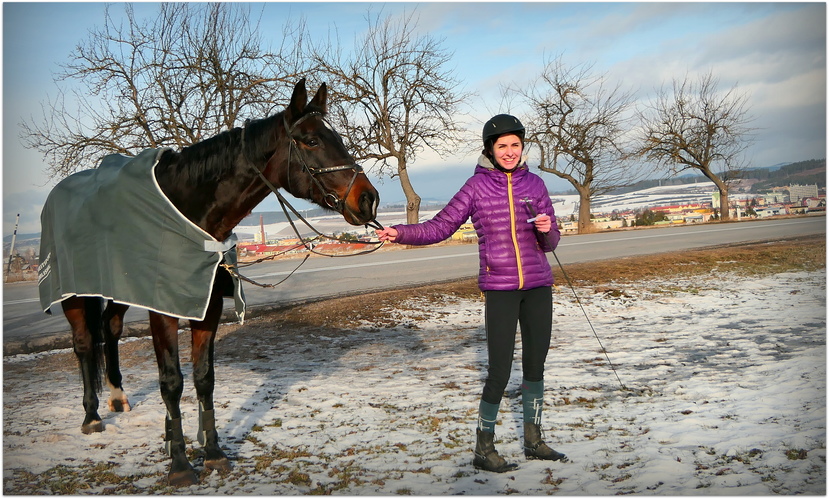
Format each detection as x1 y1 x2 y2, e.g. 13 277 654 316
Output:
4 159 825 279
233 159 826 259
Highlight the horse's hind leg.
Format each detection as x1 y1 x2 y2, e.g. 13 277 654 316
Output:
149 311 198 487
62 296 105 434
191 284 231 472
102 301 131 412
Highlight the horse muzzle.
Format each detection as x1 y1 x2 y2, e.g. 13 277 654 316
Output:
342 176 380 227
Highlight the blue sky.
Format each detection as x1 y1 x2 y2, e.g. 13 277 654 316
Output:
3 2 826 235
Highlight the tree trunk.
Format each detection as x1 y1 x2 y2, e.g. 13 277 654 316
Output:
577 186 593 234
719 186 730 221
702 169 730 221
397 161 421 225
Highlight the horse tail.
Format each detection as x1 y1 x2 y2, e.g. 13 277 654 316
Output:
83 297 106 393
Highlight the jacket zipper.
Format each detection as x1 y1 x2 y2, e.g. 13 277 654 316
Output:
506 172 524 289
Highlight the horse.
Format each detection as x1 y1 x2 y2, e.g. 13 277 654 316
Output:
37 79 380 486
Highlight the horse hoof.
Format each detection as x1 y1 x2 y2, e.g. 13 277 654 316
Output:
205 457 232 473
108 398 131 412
81 420 104 434
168 469 199 487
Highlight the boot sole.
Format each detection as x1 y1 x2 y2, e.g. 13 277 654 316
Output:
525 452 568 463
474 462 520 472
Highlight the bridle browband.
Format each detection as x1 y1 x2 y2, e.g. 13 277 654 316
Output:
229 110 385 288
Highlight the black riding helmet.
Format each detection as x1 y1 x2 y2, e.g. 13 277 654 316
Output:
482 114 525 143
482 114 526 165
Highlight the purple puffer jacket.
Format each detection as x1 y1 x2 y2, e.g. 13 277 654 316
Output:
393 156 560 291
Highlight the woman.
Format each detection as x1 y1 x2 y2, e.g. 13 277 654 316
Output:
376 114 568 472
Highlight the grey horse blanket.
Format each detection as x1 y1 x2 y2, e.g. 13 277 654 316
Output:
38 148 246 322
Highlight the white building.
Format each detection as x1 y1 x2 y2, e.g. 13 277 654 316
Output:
788 184 818 203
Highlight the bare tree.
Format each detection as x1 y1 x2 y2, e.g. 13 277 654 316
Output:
311 9 469 224
20 3 311 180
637 71 754 220
520 56 638 233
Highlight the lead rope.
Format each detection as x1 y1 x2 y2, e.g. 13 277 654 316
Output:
522 198 627 391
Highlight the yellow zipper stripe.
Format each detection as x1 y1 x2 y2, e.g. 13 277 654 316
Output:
506 172 524 289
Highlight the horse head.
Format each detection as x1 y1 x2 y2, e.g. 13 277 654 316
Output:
267 79 379 227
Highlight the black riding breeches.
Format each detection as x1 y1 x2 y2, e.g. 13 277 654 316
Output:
481 286 552 405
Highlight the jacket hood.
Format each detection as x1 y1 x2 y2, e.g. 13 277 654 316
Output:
477 154 530 172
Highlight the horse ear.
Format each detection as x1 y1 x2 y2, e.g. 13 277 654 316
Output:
287 78 308 121
309 82 328 113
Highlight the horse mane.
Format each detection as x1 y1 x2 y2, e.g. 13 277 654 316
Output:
158 112 284 186
158 99 328 186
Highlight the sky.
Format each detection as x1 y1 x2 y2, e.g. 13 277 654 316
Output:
3 2 826 235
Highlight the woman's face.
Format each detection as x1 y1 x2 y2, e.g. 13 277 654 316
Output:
492 133 523 171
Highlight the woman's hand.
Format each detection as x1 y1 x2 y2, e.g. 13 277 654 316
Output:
533 214 552 233
376 227 399 242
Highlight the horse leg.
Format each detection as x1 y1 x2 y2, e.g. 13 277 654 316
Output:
102 301 131 412
191 285 231 472
62 296 105 434
149 311 198 487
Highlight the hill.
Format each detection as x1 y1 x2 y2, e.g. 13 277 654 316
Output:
598 159 825 197
749 158 826 192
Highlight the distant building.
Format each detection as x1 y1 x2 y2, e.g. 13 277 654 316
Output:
755 207 785 218
451 223 477 241
788 184 819 203
762 192 789 204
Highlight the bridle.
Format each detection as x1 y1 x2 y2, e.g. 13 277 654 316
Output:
281 111 382 230
229 111 385 288
242 112 382 231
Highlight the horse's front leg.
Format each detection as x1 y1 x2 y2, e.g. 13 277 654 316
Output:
149 311 198 487
191 286 231 472
103 301 131 412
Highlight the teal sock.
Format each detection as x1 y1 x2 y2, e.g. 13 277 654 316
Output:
477 400 500 433
522 379 544 425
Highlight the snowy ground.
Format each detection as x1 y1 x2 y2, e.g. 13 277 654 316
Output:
3 269 825 494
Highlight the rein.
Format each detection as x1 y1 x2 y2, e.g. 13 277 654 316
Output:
225 113 385 288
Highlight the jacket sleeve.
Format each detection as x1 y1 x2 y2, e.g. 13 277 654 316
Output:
535 187 560 253
392 179 475 246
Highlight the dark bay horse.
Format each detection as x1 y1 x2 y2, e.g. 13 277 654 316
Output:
42 79 379 486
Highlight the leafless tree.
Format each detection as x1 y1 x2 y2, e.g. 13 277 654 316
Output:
311 9 469 224
637 71 754 220
20 3 311 180
519 56 638 233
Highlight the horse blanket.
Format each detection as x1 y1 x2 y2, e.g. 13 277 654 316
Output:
38 148 246 322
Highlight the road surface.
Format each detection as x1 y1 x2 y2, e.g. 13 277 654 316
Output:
3 216 824 354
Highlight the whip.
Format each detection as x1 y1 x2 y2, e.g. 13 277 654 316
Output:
522 198 627 390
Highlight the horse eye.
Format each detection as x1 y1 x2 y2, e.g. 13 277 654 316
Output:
306 138 320 148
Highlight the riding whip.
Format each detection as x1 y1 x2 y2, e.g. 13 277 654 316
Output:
522 198 627 390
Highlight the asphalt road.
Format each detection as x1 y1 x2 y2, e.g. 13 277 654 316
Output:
3 216 824 354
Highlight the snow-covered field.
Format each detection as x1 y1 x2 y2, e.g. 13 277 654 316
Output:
237 182 735 241
3 269 825 494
